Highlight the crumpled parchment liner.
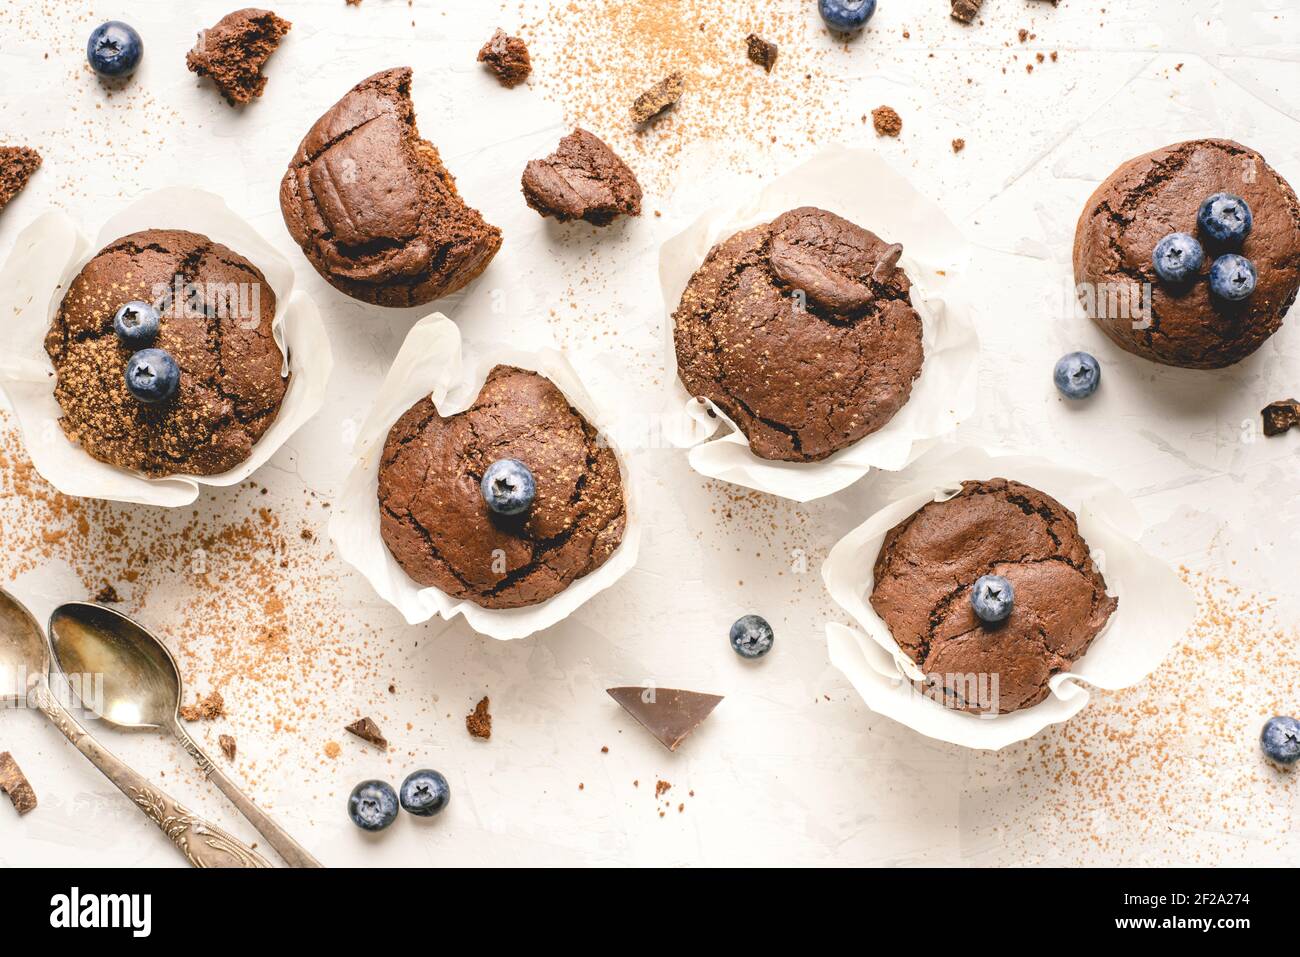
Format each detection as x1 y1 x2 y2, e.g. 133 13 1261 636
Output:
821 446 1195 750
329 314 642 641
0 187 333 507
657 147 980 503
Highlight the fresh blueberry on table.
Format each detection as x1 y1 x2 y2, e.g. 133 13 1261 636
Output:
971 575 1014 623
1152 232 1204 284
87 21 143 78
1197 192 1253 245
399 769 451 817
113 301 160 346
729 614 774 659
1053 351 1101 400
124 348 180 404
348 780 399 831
818 0 877 33
1208 254 1257 301
1260 715 1300 766
481 458 536 516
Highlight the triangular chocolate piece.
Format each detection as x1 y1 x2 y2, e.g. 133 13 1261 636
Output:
606 687 722 752
344 716 388 750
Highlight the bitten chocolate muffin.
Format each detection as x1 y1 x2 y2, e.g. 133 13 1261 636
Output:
43 229 287 476
186 8 292 105
377 365 626 609
673 206 924 462
521 128 642 226
869 478 1117 715
279 68 502 307
1074 139 1300 369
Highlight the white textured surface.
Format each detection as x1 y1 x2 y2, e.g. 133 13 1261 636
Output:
0 1 1298 867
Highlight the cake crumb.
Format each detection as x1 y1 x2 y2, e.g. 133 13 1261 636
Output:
466 696 492 739
871 105 902 137
745 34 778 73
179 689 225 722
630 71 685 124
323 740 341 759
950 0 983 24
0 752 36 816
218 734 237 761
952 138 966 153
655 779 671 798
1262 399 1300 437
94 583 121 603
477 28 531 88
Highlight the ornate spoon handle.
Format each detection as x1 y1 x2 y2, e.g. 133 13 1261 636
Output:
173 724 322 868
32 678 270 869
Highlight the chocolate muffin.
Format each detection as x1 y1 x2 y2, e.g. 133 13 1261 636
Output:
869 479 1117 715
1074 139 1300 369
377 365 626 610
673 206 924 462
44 229 287 476
521 128 642 226
279 68 502 307
186 8 292 106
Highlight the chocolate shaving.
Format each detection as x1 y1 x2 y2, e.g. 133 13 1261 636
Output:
0 752 37 816
344 716 388 750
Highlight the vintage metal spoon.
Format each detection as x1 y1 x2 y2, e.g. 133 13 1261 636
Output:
48 601 321 868
0 588 268 867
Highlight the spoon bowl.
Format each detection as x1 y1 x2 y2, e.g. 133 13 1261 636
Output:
48 601 181 730
0 588 49 702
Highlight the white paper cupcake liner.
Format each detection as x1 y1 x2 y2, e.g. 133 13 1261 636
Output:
821 446 1195 750
0 188 333 507
329 314 641 641
658 147 980 503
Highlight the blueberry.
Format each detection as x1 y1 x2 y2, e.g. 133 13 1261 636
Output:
1053 351 1101 400
1151 232 1204 284
1209 254 1257 301
87 21 143 78
729 614 774 659
971 574 1014 623
818 0 877 33
113 301 160 346
124 348 180 404
399 769 451 817
1260 716 1300 766
481 458 536 516
1197 192 1252 245
347 780 399 831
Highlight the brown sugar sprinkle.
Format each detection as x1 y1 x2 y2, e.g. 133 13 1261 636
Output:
525 1 844 191
968 570 1300 864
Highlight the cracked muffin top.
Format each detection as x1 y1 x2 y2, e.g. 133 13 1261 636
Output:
279 67 502 307
869 478 1117 715
377 365 626 610
43 229 287 476
672 206 924 462
1074 139 1300 369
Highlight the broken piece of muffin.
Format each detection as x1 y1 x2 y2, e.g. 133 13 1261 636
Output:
186 8 291 105
478 28 531 88
630 72 684 124
522 128 642 226
0 146 41 213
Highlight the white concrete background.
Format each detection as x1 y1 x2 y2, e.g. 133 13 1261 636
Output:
1 0 1298 867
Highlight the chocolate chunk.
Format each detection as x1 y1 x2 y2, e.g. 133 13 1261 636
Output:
219 734 237 761
1262 398 1300 437
606 687 723 752
745 34 778 73
521 128 643 226
871 105 902 137
477 28 531 88
630 71 684 125
186 8 292 105
950 0 983 23
344 716 388 750
0 146 41 213
466 696 492 739
0 752 37 816
179 690 225 722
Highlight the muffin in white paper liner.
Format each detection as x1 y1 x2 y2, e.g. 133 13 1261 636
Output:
658 147 980 503
329 314 641 641
821 447 1195 750
0 188 332 507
